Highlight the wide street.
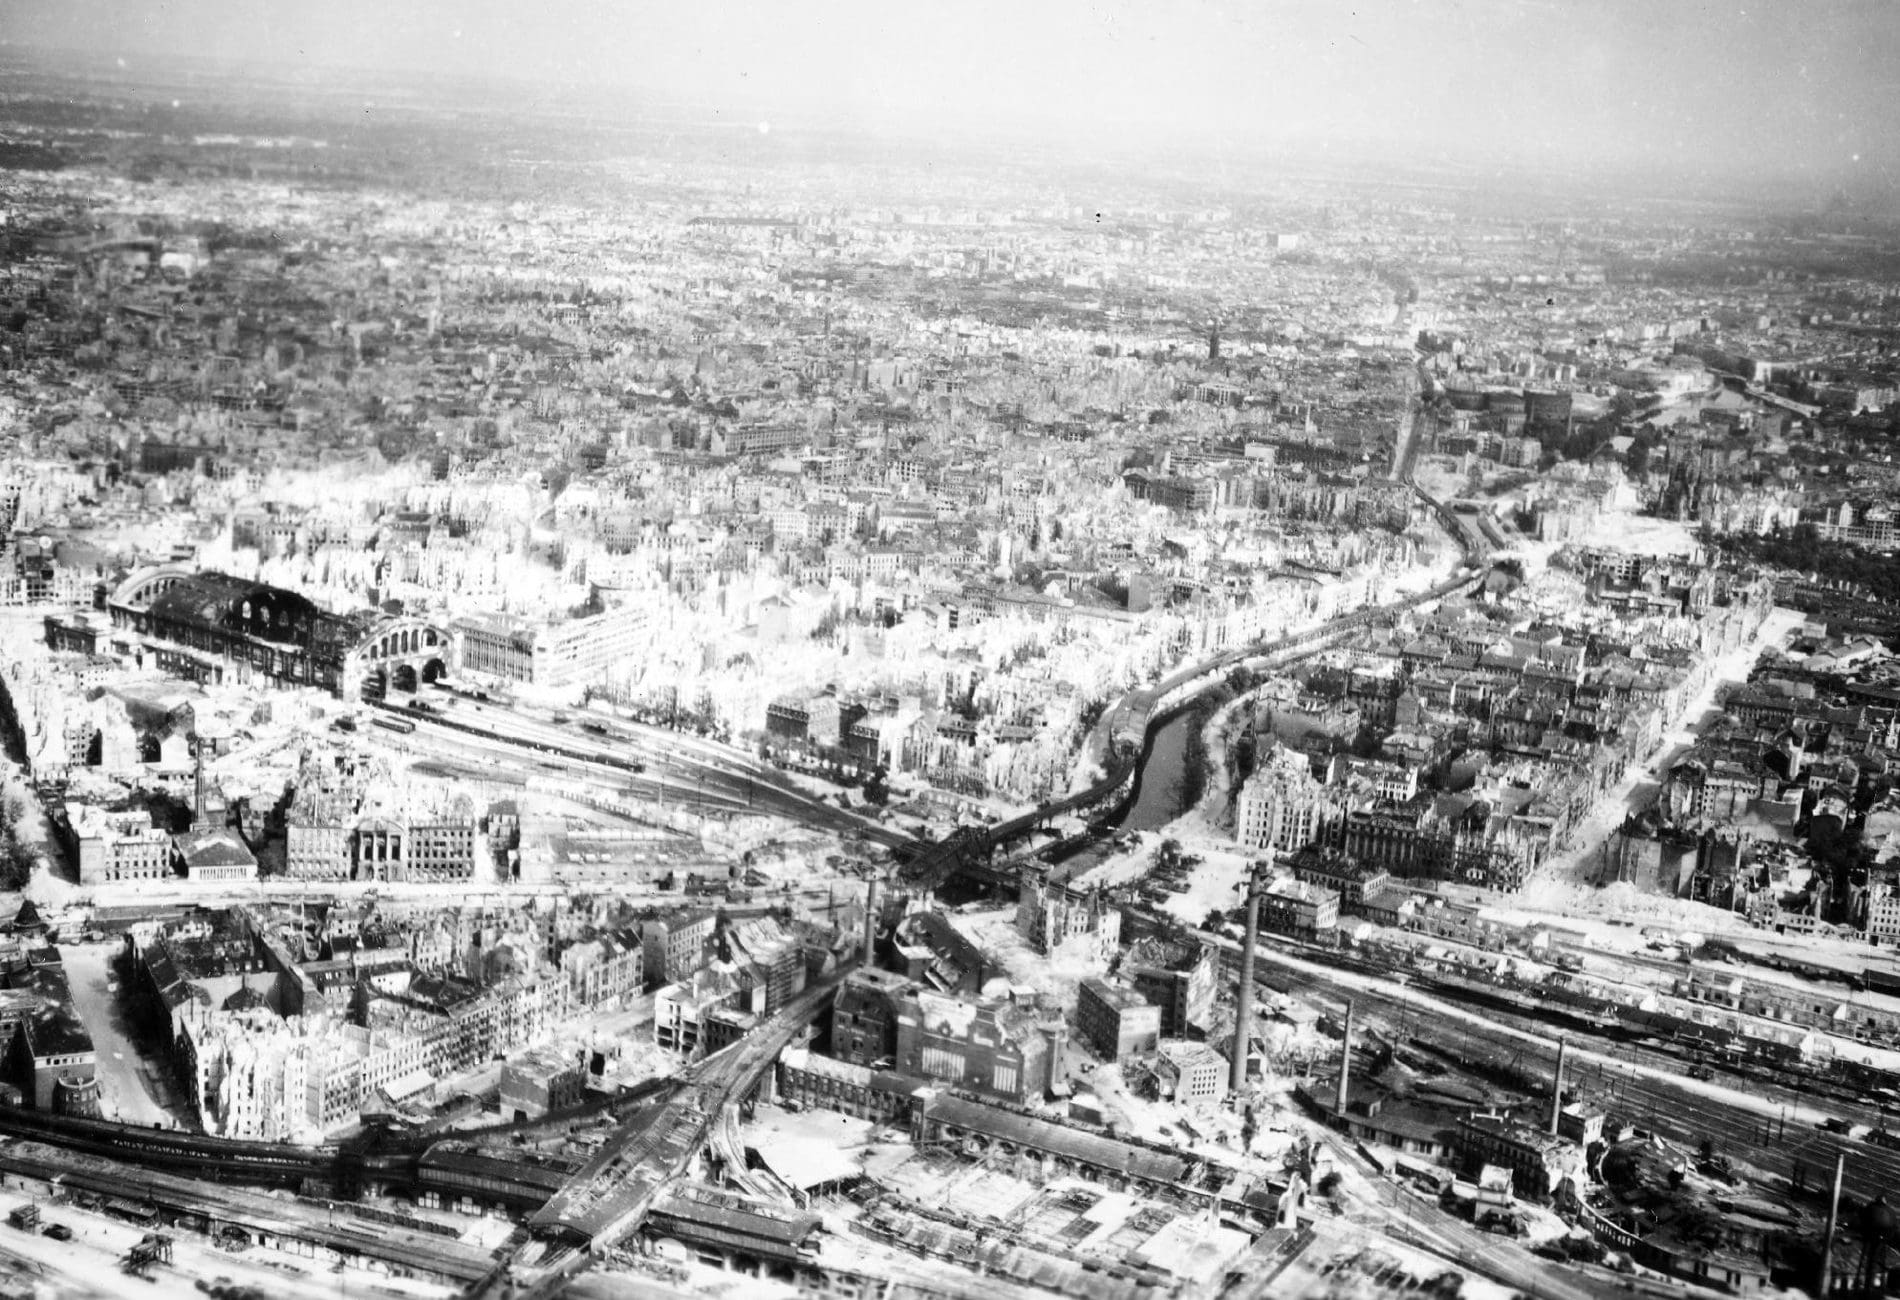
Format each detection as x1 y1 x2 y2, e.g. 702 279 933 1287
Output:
60 941 180 1128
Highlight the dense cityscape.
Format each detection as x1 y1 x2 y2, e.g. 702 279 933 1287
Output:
1 11 1900 1300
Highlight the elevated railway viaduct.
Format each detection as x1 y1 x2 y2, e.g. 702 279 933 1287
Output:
900 483 1490 895
0 467 1491 1275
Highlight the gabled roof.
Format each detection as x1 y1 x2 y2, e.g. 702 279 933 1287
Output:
173 828 257 869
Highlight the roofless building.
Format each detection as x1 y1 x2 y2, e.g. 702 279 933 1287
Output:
71 565 452 699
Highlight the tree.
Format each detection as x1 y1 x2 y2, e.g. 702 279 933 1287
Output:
0 787 38 891
0 787 27 837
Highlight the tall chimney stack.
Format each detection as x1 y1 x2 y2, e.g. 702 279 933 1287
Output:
862 878 880 966
1550 1038 1568 1135
1820 1151 1846 1299
1335 999 1356 1117
192 735 207 827
1230 870 1260 1094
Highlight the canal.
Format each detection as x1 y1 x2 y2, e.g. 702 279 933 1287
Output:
1117 706 1199 832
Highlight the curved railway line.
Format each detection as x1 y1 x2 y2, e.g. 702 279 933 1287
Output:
0 458 1499 1267
1180 915 1900 1206
899 483 1492 890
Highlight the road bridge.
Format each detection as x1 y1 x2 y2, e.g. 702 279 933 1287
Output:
0 458 1494 1293
474 973 845 1298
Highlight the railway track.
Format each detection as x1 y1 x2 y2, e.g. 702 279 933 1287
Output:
905 482 1491 892
1214 929 1900 1207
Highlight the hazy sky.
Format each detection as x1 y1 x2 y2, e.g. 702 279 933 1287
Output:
9 0 1899 180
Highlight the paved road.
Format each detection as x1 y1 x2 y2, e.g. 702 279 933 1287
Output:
496 976 844 1299
59 943 181 1127
1391 365 1423 482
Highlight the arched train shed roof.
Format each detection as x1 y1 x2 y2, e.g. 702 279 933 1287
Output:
145 573 324 632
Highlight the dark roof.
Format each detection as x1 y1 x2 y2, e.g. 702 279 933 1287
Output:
404 972 487 1012
15 965 93 1059
419 1145 574 1195
146 573 278 627
644 1218 807 1263
897 910 988 989
139 945 185 1005
921 1093 1189 1185
222 984 269 1013
156 947 254 991
649 1185 819 1250
144 572 343 648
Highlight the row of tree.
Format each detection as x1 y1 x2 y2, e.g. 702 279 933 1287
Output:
0 783 41 892
1715 524 1900 609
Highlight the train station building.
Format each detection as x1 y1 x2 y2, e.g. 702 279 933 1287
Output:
51 566 457 701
